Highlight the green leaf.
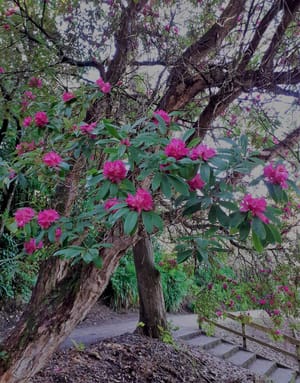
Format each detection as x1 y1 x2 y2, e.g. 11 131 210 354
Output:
229 211 246 228
177 249 193 264
93 256 102 269
87 173 104 187
252 232 264 252
124 211 139 234
251 217 266 240
267 224 282 243
239 221 250 241
287 180 300 195
54 246 84 258
142 211 163 233
168 175 190 196
161 175 172 198
152 173 162 191
182 128 195 142
208 205 217 224
96 180 110 199
200 164 210 183
104 123 121 139
216 206 229 227
240 134 248 155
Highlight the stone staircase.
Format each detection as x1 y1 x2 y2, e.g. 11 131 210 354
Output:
177 330 300 383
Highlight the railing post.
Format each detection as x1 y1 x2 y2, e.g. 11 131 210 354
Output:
242 321 247 349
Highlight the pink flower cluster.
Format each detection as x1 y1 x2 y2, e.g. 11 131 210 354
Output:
240 194 269 224
164 139 216 162
96 78 111 93
62 91 75 102
34 111 48 127
14 207 36 228
103 160 127 183
263 163 289 189
14 207 60 230
37 209 60 229
189 144 216 161
164 138 189 160
24 238 43 255
16 141 36 156
153 110 171 125
126 188 153 212
43 152 62 168
28 77 42 88
187 174 205 191
104 198 119 212
80 122 97 136
23 116 33 127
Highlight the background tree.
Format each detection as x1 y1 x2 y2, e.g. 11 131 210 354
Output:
0 0 299 382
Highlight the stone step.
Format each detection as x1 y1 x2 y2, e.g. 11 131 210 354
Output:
294 375 300 383
247 357 277 377
226 349 256 368
268 367 297 383
175 329 202 340
185 334 221 350
208 341 239 359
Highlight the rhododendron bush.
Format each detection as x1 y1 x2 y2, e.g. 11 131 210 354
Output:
1 80 296 264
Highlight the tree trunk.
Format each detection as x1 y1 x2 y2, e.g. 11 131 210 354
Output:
133 236 167 338
0 233 138 383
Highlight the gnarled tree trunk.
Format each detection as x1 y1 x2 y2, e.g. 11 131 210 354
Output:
133 236 167 338
0 233 138 383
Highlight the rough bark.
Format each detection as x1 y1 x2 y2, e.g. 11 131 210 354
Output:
133 236 167 338
0 232 138 383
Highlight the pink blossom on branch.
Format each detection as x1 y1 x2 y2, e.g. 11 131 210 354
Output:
14 207 36 228
103 160 127 183
104 198 119 212
126 188 153 213
96 77 111 93
23 116 33 127
24 238 43 254
43 152 62 168
34 111 49 127
37 209 60 229
263 163 289 189
153 110 171 125
28 77 42 88
187 174 205 191
62 91 75 102
240 194 269 224
164 138 188 160
55 227 62 241
80 122 97 136
189 144 216 161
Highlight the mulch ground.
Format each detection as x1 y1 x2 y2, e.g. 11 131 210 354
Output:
30 333 257 383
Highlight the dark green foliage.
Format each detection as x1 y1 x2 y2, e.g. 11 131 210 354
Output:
0 233 38 302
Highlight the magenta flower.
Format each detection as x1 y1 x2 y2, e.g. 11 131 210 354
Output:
62 91 75 102
37 209 60 229
263 163 289 189
96 78 111 93
55 227 62 241
120 138 131 146
24 238 43 254
103 160 127 183
14 207 36 228
187 174 205 191
80 122 97 136
43 152 62 168
126 188 153 213
28 77 42 88
0 67 4 74
5 8 17 17
16 141 36 156
240 194 269 224
189 144 216 161
23 91 36 100
153 110 171 125
34 111 48 127
164 138 189 160
23 116 33 127
104 197 119 212
258 298 266 305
